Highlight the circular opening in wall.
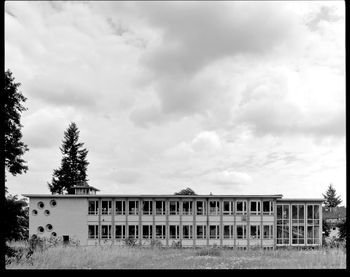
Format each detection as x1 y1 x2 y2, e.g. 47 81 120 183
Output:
32 209 38 215
46 224 53 231
44 210 50 216
51 232 57 237
50 200 57 207
37 226 44 233
37 202 44 209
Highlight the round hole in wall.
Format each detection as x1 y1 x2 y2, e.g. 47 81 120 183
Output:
37 226 44 233
46 224 53 231
37 202 44 209
32 209 38 215
50 200 57 207
51 232 57 237
44 210 50 216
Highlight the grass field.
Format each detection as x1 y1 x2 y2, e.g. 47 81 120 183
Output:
6 242 346 269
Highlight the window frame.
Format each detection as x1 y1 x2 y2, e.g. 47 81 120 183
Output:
169 201 179 215
169 225 180 239
223 225 234 239
101 200 112 215
196 225 207 239
209 200 220 215
128 200 139 215
223 200 234 215
196 200 206 215
115 200 125 215
115 225 126 239
88 200 99 215
155 200 166 215
142 200 153 215
183 225 193 239
88 225 99 239
236 200 247 215
182 201 193 215
236 225 247 239
250 200 261 215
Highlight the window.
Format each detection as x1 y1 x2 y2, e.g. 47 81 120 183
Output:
196 225 207 239
88 200 99 215
128 225 139 239
292 204 305 245
155 225 166 239
223 225 234 239
142 201 153 215
209 225 220 239
169 225 180 239
155 201 165 215
46 224 53 231
129 200 139 215
101 225 112 239
236 225 247 239
44 210 50 216
223 201 234 215
292 205 305 224
277 204 290 245
307 204 320 245
183 225 193 239
50 200 57 207
142 225 152 239
115 225 126 239
88 225 98 239
236 201 247 214
196 201 206 215
263 225 273 239
37 226 44 233
182 201 192 215
37 202 44 209
32 209 38 216
209 201 220 215
250 201 261 215
169 201 179 215
307 225 319 245
263 201 273 215
250 225 260 239
115 200 125 215
101 200 112 215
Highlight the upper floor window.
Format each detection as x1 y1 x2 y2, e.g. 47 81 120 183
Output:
88 200 99 215
263 201 273 215
223 201 234 215
236 200 247 214
142 200 153 215
209 200 220 215
307 204 320 225
129 200 139 215
155 201 165 215
250 200 261 215
101 200 112 215
182 201 192 215
169 201 179 215
196 201 206 215
292 204 304 224
115 200 125 215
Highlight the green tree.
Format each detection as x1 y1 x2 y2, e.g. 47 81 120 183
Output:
48 122 89 194
323 184 342 208
174 187 196 195
337 218 346 242
4 69 29 177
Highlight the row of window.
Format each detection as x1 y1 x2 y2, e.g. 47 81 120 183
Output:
88 224 274 240
88 200 274 216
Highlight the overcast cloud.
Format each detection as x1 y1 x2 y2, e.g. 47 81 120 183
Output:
5 1 345 202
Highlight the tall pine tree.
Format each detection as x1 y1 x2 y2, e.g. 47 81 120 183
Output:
323 184 342 208
48 122 89 194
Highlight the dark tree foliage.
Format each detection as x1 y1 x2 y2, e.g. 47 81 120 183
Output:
4 69 29 176
4 194 29 241
323 184 342 208
322 219 331 237
337 218 347 242
174 187 197 195
48 122 89 194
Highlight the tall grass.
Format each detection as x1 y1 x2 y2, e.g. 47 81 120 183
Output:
6 244 346 269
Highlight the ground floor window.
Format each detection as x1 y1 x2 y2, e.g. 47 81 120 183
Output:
263 225 273 239
128 225 139 239
88 225 98 239
292 226 304 244
196 225 207 239
169 225 180 239
115 225 126 239
236 225 247 239
101 225 112 239
155 225 166 239
223 225 234 239
250 224 260 239
307 225 320 244
143 225 152 239
209 225 220 239
277 225 290 245
183 225 193 239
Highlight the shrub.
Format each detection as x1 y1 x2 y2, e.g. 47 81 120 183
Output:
196 247 222 257
150 239 163 248
124 237 138 247
171 240 182 249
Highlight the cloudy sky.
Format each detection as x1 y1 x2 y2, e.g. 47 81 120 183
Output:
5 1 345 202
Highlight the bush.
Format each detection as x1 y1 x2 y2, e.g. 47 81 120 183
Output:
124 237 138 247
171 240 182 248
196 247 222 257
150 239 163 248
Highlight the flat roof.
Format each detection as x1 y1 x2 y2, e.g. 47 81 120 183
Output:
22 194 284 199
277 198 324 202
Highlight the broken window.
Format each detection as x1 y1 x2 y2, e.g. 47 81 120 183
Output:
250 225 260 239
101 201 112 215
263 225 273 239
115 200 125 215
88 200 99 215
101 225 112 239
155 201 165 215
263 201 273 215
209 200 220 215
236 225 247 239
196 225 207 239
223 225 234 239
88 225 98 239
183 225 193 239
209 225 220 239
196 201 206 215
128 225 139 239
115 225 126 239
142 200 153 215
182 201 192 215
169 225 180 239
250 200 261 215
142 225 152 239
223 201 234 215
155 225 166 239
236 201 247 214
169 201 179 215
129 200 139 215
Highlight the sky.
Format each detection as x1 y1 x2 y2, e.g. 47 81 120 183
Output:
5 1 346 203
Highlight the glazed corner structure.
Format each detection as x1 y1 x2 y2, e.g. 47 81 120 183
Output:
23 186 323 248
